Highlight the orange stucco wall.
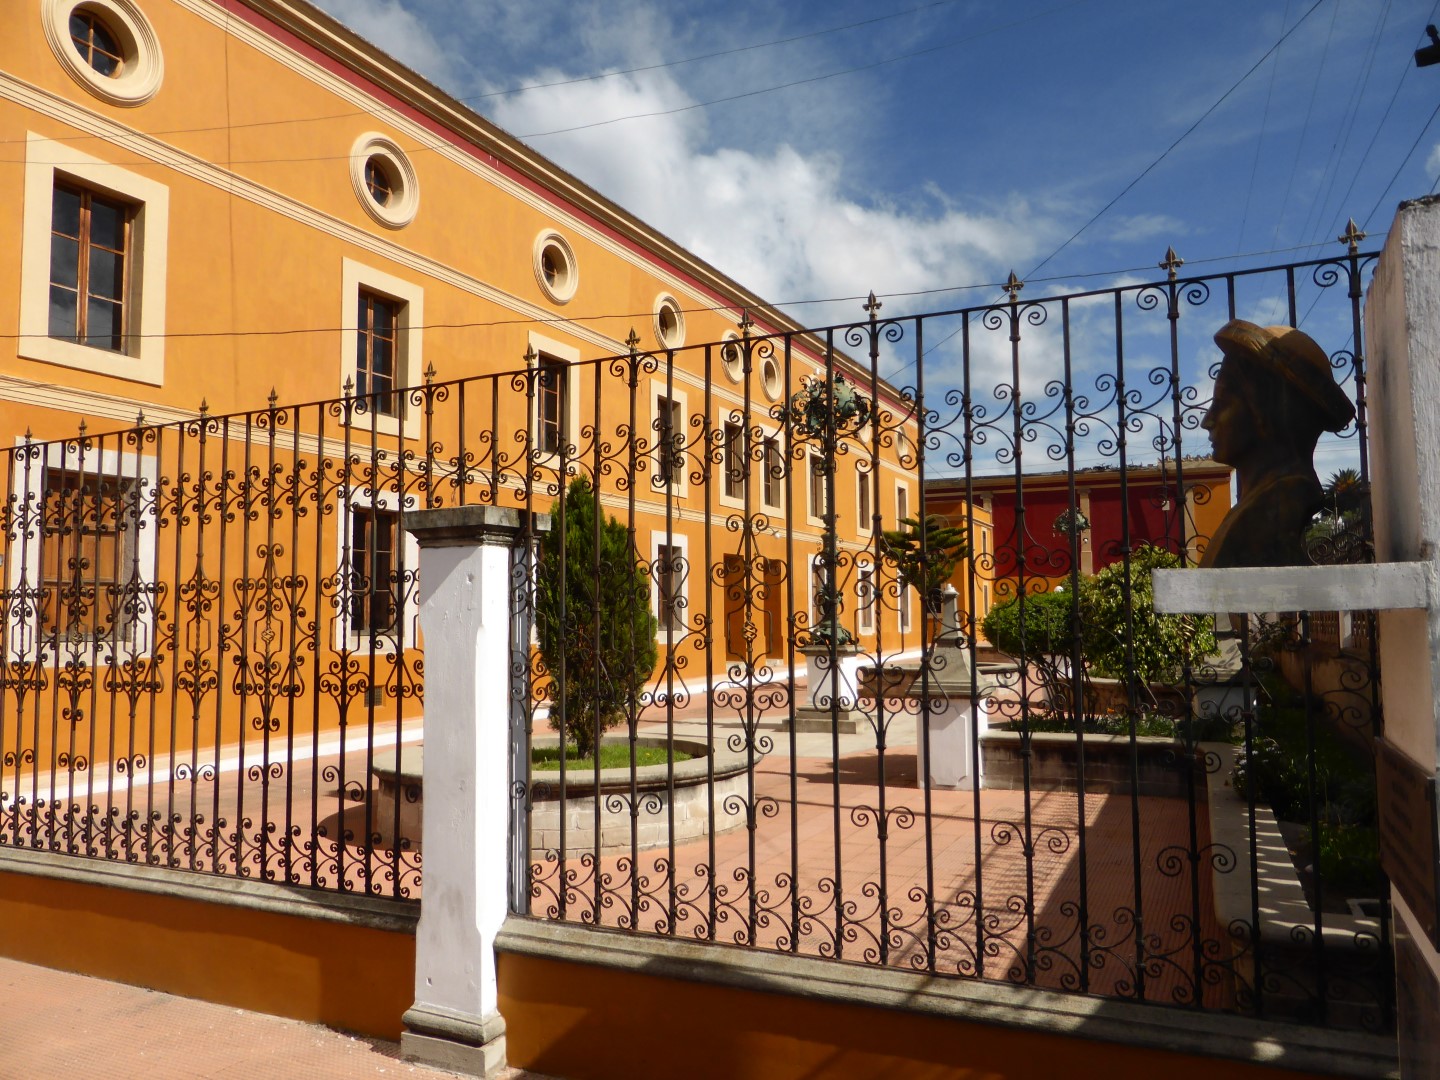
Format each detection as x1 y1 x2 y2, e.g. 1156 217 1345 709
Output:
0 868 415 1039
498 950 1331 1080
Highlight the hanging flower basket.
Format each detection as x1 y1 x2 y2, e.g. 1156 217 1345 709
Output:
1053 508 1090 537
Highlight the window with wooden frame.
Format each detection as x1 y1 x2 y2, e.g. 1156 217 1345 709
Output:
654 394 685 489
656 542 686 633
761 434 783 511
356 289 401 417
808 452 828 521
722 420 746 501
68 10 124 76
39 468 138 642
348 506 401 640
857 465 873 533
537 355 568 456
857 565 875 634
48 181 131 353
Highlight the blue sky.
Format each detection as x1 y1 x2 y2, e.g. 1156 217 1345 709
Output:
312 0 1440 470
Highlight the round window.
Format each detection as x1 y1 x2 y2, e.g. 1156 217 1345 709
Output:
720 334 743 384
349 134 418 228
654 296 685 349
533 231 578 304
44 0 163 106
761 357 782 401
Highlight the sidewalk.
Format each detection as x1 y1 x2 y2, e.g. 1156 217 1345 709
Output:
0 956 554 1080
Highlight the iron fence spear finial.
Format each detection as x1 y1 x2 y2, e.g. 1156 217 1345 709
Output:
1339 218 1366 254
1160 246 1184 280
1003 271 1023 302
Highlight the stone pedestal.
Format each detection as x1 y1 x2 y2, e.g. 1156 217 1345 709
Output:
792 642 868 734
399 505 542 1078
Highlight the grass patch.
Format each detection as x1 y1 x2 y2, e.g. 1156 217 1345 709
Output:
532 742 694 772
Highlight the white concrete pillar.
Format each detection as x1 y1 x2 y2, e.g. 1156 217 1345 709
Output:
399 506 535 1078
1365 193 1440 1074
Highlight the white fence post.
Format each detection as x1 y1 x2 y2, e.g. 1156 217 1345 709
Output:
1367 194 1440 1073
399 505 537 1078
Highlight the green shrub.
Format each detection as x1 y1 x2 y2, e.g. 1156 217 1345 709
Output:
535 477 658 752
1080 544 1218 684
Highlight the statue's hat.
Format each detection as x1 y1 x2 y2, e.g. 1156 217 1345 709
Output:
1214 319 1356 432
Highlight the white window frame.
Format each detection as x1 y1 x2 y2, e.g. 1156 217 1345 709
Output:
806 451 829 527
528 331 581 464
896 482 912 633
19 132 170 385
8 438 159 664
856 463 873 535
856 562 876 635
340 258 424 440
759 427 785 515
718 412 748 509
650 531 690 640
650 382 690 497
332 487 420 654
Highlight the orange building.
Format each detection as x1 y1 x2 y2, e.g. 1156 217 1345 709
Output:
0 0 931 785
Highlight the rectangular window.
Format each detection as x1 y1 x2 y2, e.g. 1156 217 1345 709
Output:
809 453 828 520
349 506 401 639
811 555 828 629
38 468 137 641
48 182 130 353
762 435 783 510
897 484 910 526
538 355 568 455
857 467 872 531
656 395 685 487
857 566 875 634
657 543 685 632
723 421 746 501
357 290 400 417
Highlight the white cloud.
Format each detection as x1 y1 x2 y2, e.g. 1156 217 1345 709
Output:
314 0 458 86
491 69 1063 329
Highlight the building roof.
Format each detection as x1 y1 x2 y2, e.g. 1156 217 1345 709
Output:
926 457 1231 496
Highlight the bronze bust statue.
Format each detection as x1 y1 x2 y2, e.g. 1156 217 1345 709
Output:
1199 319 1355 568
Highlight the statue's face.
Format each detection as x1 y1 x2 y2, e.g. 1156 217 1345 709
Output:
1201 361 1258 466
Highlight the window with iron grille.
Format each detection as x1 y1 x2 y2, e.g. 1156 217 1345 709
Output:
349 506 401 639
538 356 568 455
49 181 131 353
357 290 400 417
39 467 138 642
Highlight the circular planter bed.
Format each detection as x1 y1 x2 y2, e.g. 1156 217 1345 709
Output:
371 735 749 855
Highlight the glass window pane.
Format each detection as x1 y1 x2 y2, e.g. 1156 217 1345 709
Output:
85 298 122 351
89 47 119 77
88 248 123 301
371 337 392 379
52 187 81 239
49 285 78 340
89 198 125 251
49 236 79 289
371 299 394 337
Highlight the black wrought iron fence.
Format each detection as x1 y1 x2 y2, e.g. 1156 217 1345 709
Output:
0 244 1390 1029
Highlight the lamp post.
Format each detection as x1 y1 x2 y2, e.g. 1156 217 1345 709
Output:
785 370 872 731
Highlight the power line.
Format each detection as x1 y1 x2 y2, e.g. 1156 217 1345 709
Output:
514 0 1094 140
1362 96 1440 228
914 0 1330 363
0 237 1381 346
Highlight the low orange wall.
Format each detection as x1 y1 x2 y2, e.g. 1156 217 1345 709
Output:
498 952 1328 1080
0 868 414 1039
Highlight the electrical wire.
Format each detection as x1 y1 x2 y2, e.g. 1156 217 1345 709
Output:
0 237 1382 345
912 0 1330 364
